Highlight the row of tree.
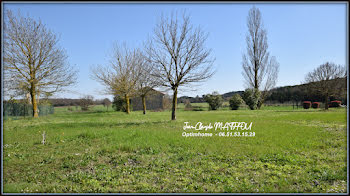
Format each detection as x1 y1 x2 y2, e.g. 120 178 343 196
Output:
3 7 346 119
90 12 215 120
3 9 215 120
4 7 281 120
202 89 265 111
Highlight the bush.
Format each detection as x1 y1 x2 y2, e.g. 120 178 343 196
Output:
330 100 341 108
229 94 244 110
303 101 311 109
311 102 320 109
80 95 94 111
242 89 260 110
112 95 127 112
204 91 223 110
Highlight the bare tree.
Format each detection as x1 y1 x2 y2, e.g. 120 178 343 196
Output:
305 62 346 110
3 10 77 117
102 98 112 111
145 11 215 120
91 42 143 114
80 95 94 111
136 56 159 114
242 6 279 109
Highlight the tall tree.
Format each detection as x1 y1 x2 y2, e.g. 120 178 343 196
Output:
145 11 215 120
242 6 279 109
305 62 346 110
91 43 143 114
4 10 77 117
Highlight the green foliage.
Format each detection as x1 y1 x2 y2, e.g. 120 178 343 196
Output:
242 89 261 110
204 91 223 110
112 95 126 112
229 94 244 110
112 95 132 112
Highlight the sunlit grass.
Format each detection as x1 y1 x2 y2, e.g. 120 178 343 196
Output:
3 106 347 193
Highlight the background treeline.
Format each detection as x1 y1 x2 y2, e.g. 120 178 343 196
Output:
265 77 347 104
178 77 347 105
5 77 346 107
178 91 245 103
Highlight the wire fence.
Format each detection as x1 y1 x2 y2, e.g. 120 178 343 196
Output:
3 102 54 118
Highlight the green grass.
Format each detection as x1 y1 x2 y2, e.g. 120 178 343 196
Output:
3 105 347 193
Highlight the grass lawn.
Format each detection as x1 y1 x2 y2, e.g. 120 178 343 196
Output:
2 105 348 193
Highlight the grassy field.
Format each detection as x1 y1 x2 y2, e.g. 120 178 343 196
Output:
3 105 348 193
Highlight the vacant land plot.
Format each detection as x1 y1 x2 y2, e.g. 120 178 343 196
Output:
3 106 347 193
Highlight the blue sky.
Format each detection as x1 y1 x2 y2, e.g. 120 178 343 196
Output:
3 3 347 100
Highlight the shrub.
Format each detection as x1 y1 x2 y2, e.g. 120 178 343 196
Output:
229 94 244 110
204 91 223 110
242 88 260 110
112 95 127 112
303 101 311 109
330 100 341 108
80 95 94 111
311 102 320 109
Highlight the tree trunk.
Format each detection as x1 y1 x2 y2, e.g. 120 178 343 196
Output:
254 60 258 89
125 94 130 114
142 95 146 115
171 87 178 120
30 84 39 118
255 88 261 110
325 94 329 110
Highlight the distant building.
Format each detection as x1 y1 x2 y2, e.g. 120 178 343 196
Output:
130 89 165 111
